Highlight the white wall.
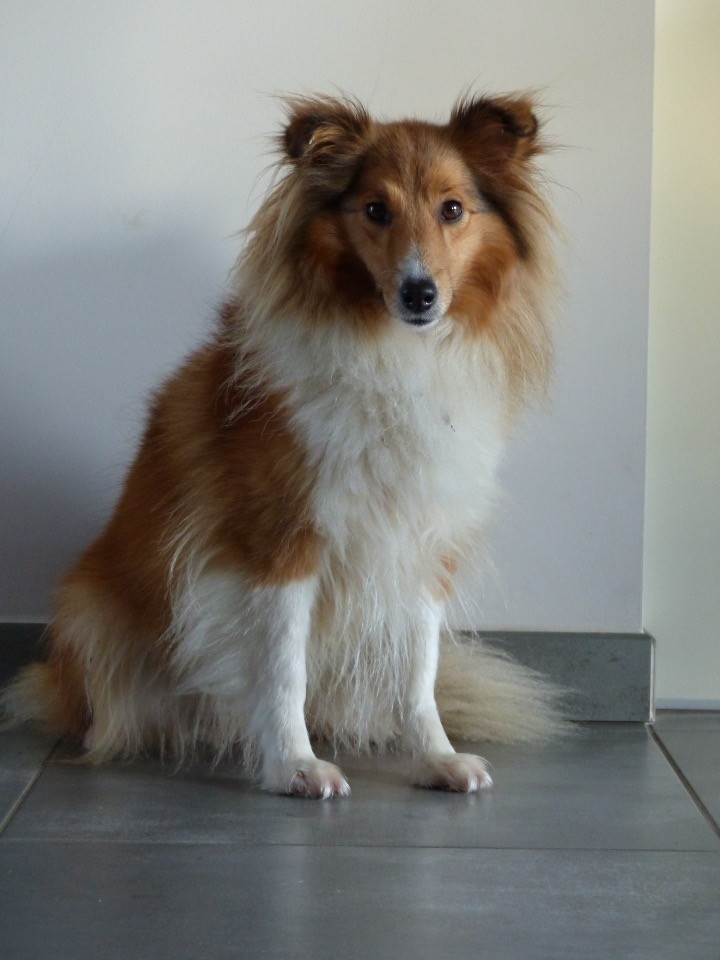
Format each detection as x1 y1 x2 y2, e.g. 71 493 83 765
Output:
644 0 720 706
0 2 654 636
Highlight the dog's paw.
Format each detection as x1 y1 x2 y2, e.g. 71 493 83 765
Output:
414 752 493 793
262 758 351 799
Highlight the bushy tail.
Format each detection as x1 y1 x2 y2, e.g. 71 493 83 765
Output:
436 635 567 743
0 661 81 738
2 639 566 750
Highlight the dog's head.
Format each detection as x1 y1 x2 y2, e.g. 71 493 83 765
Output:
277 93 546 334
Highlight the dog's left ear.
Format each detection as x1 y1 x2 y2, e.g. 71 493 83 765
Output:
448 94 541 169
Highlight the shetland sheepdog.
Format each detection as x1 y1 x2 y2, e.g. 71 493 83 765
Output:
3 93 562 798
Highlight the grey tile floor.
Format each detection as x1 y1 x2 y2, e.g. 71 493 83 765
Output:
0 716 718 959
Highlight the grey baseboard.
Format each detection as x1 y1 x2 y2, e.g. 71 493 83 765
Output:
0 622 47 687
471 631 654 723
0 623 654 723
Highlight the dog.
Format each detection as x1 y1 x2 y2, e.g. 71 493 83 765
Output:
2 93 561 798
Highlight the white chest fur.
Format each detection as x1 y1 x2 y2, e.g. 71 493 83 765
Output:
286 324 507 565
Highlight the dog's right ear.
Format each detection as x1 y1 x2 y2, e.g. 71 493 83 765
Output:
282 96 370 167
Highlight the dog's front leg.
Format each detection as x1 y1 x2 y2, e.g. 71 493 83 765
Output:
248 578 349 798
402 596 492 792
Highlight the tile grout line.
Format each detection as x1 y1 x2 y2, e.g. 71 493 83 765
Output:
2 837 719 853
0 739 60 837
649 725 720 841
0 767 45 836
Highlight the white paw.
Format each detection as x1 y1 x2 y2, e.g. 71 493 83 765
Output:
263 758 351 799
415 752 493 793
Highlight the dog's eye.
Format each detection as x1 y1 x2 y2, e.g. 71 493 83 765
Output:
440 200 463 222
365 201 391 225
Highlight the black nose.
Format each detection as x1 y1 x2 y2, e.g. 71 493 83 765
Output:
400 278 437 314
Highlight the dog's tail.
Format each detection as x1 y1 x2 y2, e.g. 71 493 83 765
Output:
1 657 88 741
1 662 55 728
2 637 566 749
436 636 566 743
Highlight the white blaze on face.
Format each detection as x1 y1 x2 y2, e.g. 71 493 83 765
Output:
394 247 445 329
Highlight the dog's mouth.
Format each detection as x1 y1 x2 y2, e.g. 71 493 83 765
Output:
401 312 440 328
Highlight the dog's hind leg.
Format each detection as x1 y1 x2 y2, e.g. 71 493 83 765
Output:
402 595 493 792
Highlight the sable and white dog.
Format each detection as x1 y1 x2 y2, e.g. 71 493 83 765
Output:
3 93 561 798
